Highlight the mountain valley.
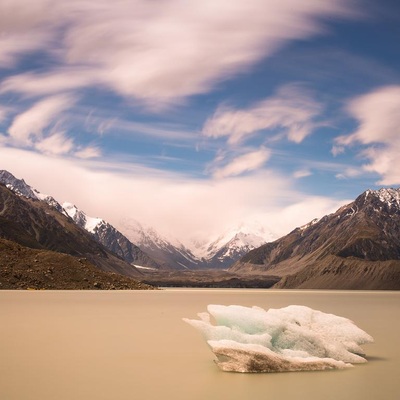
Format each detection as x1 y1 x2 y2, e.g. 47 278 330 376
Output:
1 169 400 289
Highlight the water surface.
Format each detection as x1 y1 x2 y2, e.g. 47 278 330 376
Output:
0 289 399 400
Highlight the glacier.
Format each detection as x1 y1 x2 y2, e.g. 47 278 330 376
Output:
183 304 373 373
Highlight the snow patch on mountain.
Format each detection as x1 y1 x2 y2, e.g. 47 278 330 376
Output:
363 188 400 207
299 218 320 232
375 188 400 208
63 202 103 233
118 219 200 269
191 222 275 261
121 219 175 253
215 232 266 259
0 170 67 215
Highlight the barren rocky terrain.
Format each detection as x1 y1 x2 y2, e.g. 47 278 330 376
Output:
0 238 155 290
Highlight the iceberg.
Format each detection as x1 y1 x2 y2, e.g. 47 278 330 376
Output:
183 305 373 373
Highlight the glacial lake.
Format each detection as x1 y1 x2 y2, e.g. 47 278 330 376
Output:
1 289 399 400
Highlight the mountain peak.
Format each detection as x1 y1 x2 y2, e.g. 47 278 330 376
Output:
354 187 400 213
370 187 400 206
0 169 67 214
0 170 37 199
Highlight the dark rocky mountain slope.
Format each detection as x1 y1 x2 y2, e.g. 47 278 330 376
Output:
0 170 160 270
0 238 154 290
0 183 142 278
231 188 400 289
62 203 161 269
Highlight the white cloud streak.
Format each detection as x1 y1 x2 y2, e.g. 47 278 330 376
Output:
0 147 346 244
335 85 400 184
74 146 102 159
0 0 357 106
8 94 75 145
4 95 100 158
293 169 312 179
213 148 271 179
202 85 323 144
204 85 324 179
335 167 363 180
34 132 75 156
94 118 195 141
0 70 100 98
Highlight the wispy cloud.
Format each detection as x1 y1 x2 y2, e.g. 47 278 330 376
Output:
0 146 346 243
0 0 375 246
74 146 102 159
8 94 75 146
203 84 323 145
335 166 364 180
203 84 324 178
34 132 75 156
3 94 100 158
335 85 400 185
0 69 99 98
94 118 196 142
212 147 271 179
1 0 357 106
293 169 313 179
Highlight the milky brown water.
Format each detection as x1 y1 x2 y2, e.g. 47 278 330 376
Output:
1 289 399 400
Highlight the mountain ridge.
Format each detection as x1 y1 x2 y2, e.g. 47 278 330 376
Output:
3 169 399 289
231 187 400 289
0 181 144 277
62 203 161 269
0 170 160 270
119 219 270 269
1 170 268 270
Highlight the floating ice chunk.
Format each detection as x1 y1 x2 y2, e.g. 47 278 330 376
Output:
208 340 348 373
183 305 373 373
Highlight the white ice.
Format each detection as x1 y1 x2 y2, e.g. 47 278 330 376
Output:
183 305 373 373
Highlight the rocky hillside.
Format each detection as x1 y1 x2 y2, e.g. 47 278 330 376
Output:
0 170 160 270
62 203 160 269
231 188 400 289
0 183 142 278
0 238 155 290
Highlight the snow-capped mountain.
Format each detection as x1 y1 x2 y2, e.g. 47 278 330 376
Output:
189 223 274 269
118 219 204 270
206 232 268 268
365 187 400 209
0 175 145 278
0 170 159 269
119 219 273 269
61 203 160 269
232 187 400 289
0 170 66 214
1 169 275 270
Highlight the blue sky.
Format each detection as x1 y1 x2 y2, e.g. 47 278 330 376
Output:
0 0 399 243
